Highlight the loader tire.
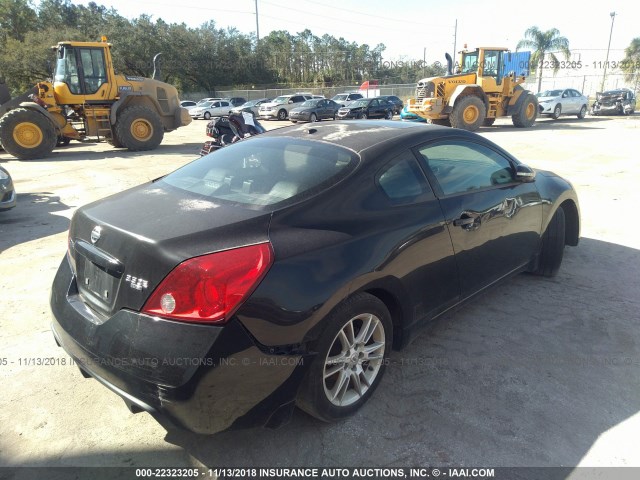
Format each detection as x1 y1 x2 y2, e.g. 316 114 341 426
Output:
428 118 452 126
107 129 125 148
512 94 538 128
450 96 485 131
0 108 57 160
114 105 164 151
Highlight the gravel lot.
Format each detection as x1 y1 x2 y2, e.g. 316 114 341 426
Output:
1 114 639 473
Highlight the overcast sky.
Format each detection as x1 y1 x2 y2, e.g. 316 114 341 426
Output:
72 0 637 62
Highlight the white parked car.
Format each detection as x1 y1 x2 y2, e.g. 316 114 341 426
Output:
536 89 589 119
190 100 233 120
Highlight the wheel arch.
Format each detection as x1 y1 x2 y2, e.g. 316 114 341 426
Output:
362 287 406 351
15 102 61 134
449 85 489 112
110 94 170 129
560 199 580 246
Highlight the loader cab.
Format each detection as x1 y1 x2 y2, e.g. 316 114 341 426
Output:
53 41 115 103
459 47 507 92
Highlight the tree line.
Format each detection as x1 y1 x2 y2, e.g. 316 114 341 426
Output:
0 0 444 96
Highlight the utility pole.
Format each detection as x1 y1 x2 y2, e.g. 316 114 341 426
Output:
601 12 616 92
255 0 260 42
452 19 458 64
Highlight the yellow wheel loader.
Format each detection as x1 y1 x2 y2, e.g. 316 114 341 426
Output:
0 37 191 160
406 47 538 131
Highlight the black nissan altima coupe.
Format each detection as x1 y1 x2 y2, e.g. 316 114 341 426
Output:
50 121 580 434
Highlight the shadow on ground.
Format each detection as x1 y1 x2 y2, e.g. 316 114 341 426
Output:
159 237 639 467
3 238 639 471
0 192 70 251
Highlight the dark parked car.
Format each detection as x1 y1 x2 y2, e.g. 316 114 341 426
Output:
50 121 580 434
591 88 636 116
0 165 16 211
289 98 340 123
336 98 394 119
377 95 403 114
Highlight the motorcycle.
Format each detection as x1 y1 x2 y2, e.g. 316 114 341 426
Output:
200 111 266 155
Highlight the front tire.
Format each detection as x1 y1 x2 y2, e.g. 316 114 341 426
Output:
204 112 211 120
534 206 566 277
310 113 318 123
114 105 164 151
0 108 57 160
450 95 485 131
297 293 393 422
551 104 562 120
277 109 287 121
482 117 496 127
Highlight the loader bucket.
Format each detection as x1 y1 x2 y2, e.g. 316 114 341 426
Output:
0 85 38 117
0 80 10 106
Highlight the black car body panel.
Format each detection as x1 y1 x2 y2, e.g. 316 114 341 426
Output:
50 121 580 434
336 98 393 119
592 88 636 115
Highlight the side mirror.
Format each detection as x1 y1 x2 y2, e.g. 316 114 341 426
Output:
288 100 294 104
515 164 536 182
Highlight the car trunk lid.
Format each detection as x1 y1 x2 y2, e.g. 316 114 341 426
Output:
68 182 271 318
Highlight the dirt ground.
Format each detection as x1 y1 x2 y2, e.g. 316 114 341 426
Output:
1 114 639 474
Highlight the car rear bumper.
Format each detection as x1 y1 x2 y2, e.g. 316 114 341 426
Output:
50 256 308 434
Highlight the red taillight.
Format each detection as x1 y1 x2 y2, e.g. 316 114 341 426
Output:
142 243 273 324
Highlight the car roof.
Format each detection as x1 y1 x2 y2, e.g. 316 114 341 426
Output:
261 120 478 156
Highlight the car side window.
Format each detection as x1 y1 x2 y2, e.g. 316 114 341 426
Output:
371 99 378 107
221 101 230 107
417 141 515 196
377 153 433 204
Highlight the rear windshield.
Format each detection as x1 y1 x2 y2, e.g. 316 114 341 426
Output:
161 137 358 208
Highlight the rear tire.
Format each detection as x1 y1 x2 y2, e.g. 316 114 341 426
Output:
297 293 392 422
577 105 587 119
534 207 566 277
428 118 452 127
512 93 538 128
450 96 485 131
0 108 57 160
385 110 393 119
108 129 124 148
114 105 164 151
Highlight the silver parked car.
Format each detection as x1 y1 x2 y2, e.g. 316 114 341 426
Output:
536 89 589 119
190 100 233 120
0 165 16 211
230 98 273 116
